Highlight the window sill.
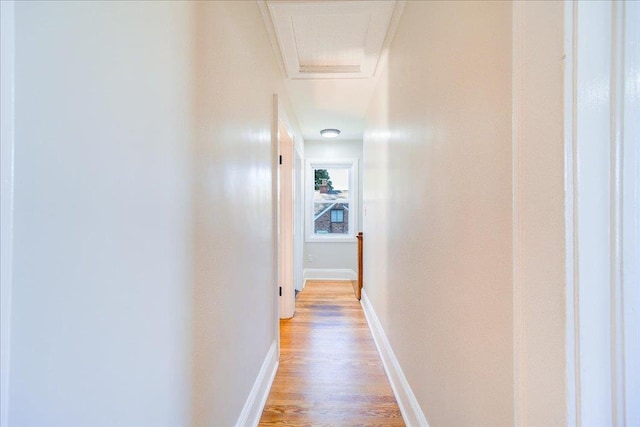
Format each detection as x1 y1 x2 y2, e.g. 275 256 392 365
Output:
305 235 357 243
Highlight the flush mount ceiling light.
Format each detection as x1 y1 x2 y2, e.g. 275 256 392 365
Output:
320 128 340 138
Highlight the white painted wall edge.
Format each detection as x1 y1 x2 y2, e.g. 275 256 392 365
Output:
0 2 15 427
235 340 279 427
563 0 578 423
257 0 287 79
563 1 640 424
303 268 356 282
621 2 640 423
271 94 281 375
361 290 429 427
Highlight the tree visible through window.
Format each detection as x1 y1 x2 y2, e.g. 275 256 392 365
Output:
314 169 333 191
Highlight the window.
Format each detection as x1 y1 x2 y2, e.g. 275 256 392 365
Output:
306 159 358 242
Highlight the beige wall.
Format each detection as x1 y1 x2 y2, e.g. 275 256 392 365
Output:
8 1 286 425
363 1 514 425
191 2 287 425
512 1 566 424
364 1 571 425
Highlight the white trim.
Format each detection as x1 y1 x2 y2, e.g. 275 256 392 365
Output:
564 1 640 424
271 94 281 359
235 340 279 427
304 236 357 244
574 2 614 424
293 148 305 293
564 1 578 425
360 290 429 427
621 2 640 424
303 268 356 283
611 3 625 424
0 2 15 426
257 0 288 78
278 121 295 319
373 1 406 78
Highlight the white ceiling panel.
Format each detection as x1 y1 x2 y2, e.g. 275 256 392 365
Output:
267 1 395 79
259 0 405 140
293 12 369 73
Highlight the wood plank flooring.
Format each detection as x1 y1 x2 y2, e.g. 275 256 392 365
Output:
259 280 405 426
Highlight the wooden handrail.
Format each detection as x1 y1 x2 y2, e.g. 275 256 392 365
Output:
356 232 363 300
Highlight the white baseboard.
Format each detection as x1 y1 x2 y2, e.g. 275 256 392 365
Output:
303 268 357 284
361 290 430 427
235 340 279 427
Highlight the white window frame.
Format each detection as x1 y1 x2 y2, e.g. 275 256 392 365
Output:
305 158 358 243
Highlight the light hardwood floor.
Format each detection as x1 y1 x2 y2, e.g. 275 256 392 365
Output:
259 280 405 426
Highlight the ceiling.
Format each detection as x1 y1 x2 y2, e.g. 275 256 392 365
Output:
259 0 405 141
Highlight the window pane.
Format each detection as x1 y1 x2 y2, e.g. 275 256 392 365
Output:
312 167 351 236
331 210 344 223
314 203 349 234
313 168 349 202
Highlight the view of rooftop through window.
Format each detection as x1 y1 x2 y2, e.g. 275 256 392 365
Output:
313 167 350 235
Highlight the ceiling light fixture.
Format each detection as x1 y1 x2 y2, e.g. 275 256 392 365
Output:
320 128 341 138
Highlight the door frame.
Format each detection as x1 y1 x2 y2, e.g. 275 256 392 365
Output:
563 1 640 424
278 121 295 319
0 2 15 427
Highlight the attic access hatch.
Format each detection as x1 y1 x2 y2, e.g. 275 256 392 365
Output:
263 0 401 79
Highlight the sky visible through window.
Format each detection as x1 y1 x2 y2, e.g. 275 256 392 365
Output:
325 168 349 190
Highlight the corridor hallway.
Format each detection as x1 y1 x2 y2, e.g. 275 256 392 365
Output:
259 281 404 425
